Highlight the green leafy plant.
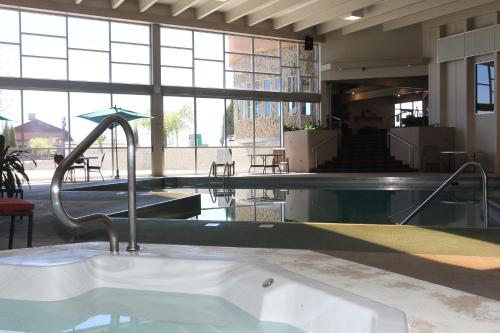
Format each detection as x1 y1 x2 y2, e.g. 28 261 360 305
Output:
0 134 36 197
283 124 300 131
303 123 318 130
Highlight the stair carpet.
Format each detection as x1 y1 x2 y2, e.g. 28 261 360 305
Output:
313 132 417 173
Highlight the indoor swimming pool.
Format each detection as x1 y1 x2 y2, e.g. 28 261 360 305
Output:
147 186 492 227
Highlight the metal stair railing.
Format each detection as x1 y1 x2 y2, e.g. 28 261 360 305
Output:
50 114 139 254
387 131 415 169
400 161 489 227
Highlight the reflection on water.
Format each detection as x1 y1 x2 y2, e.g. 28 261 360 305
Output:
0 288 304 333
175 187 489 227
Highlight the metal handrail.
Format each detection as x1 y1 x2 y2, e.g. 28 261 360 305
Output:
387 132 416 168
312 116 342 169
50 114 139 254
400 161 489 227
329 115 342 149
312 138 336 169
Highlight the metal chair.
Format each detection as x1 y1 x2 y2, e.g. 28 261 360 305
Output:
272 148 289 173
54 153 82 182
87 153 105 181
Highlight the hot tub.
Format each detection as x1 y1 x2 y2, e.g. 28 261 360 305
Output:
0 251 407 333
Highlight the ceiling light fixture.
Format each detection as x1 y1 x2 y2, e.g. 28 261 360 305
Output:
344 8 364 21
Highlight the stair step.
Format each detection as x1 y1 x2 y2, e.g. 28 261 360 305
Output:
316 133 415 173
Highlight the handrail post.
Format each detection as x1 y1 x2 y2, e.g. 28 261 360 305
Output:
400 161 489 227
315 149 318 169
50 114 139 254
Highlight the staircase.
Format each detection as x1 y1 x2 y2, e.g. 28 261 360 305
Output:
314 131 417 173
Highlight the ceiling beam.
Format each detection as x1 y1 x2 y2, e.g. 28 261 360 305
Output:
110 0 126 9
384 0 497 31
172 0 203 16
293 0 383 32
318 0 420 35
273 0 345 29
341 0 456 34
225 0 280 23
247 0 317 26
138 0 158 12
196 0 233 19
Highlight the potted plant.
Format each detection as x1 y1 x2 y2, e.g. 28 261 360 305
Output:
0 134 36 198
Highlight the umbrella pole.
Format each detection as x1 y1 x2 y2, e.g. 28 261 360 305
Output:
115 126 120 179
111 128 115 179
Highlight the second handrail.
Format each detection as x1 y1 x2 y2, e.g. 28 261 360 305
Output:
387 132 415 168
50 114 139 253
400 161 489 227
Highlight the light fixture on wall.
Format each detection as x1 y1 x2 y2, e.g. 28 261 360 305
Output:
343 8 364 21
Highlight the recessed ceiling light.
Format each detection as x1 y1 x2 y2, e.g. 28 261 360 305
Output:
344 8 364 21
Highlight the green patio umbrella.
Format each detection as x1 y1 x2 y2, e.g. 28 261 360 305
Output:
0 115 12 121
78 106 151 179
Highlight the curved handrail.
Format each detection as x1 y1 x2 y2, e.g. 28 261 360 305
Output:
387 131 416 149
387 132 415 168
312 137 338 169
400 161 489 227
50 114 139 254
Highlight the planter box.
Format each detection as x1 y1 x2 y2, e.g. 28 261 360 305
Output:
284 130 338 172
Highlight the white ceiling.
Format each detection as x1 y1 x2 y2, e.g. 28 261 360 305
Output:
83 0 499 35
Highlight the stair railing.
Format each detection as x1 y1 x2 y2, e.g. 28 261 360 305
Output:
329 116 342 149
312 116 342 169
50 114 139 254
387 131 415 169
400 161 489 227
312 138 336 169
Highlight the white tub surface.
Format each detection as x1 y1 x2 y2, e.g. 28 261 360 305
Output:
1 243 500 333
0 247 407 333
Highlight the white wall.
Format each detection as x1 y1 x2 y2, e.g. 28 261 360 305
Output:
426 6 500 171
321 24 427 81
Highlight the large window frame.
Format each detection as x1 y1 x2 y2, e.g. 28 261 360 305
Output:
0 6 321 176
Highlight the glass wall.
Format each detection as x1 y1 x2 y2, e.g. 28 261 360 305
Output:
163 96 195 174
0 6 320 179
0 9 151 83
161 28 320 93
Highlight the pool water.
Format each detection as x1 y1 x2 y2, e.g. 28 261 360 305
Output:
157 186 494 227
0 288 304 333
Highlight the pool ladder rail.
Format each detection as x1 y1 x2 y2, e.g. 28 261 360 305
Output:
208 161 232 186
400 161 489 227
50 114 139 254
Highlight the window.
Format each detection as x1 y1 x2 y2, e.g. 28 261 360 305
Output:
110 22 150 84
475 61 495 113
394 101 424 127
161 28 193 87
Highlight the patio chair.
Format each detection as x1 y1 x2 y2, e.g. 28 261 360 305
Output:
87 153 105 181
272 148 289 173
212 149 235 176
0 198 34 249
53 153 84 182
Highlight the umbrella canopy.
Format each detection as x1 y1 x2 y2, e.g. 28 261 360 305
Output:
77 106 151 126
77 106 151 179
0 114 12 121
